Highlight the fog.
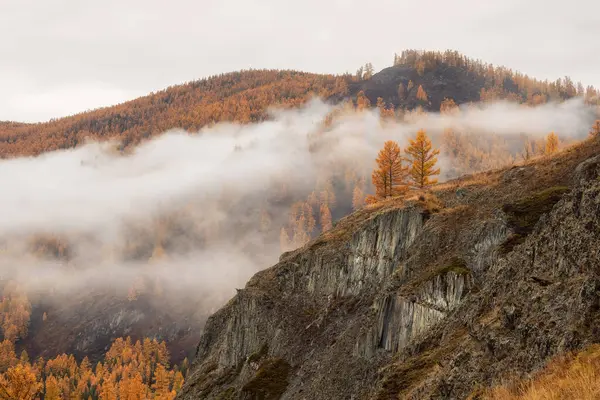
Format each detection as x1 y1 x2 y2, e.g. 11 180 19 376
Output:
0 97 595 316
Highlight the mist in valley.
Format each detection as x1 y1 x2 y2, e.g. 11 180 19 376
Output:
0 97 595 359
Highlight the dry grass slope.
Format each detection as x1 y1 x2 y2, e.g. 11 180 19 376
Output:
484 344 600 400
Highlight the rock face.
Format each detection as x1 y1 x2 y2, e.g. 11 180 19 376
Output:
178 141 600 399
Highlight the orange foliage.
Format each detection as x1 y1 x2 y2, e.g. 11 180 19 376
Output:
352 185 365 210
0 281 31 343
545 132 560 154
320 204 333 232
0 70 352 158
405 129 440 188
0 336 184 399
416 85 428 103
590 120 600 137
486 344 600 400
0 363 40 400
371 140 408 199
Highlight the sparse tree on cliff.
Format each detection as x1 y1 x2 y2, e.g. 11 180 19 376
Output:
370 140 408 200
405 129 440 188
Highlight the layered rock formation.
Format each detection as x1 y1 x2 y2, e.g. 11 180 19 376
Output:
178 138 600 399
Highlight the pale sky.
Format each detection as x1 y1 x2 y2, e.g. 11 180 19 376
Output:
1 0 598 122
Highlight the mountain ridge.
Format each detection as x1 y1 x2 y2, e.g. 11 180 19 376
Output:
176 135 600 399
2 50 598 158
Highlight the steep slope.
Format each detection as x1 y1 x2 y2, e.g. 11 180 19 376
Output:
177 136 600 399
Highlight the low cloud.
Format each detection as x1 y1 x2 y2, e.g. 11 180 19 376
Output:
0 97 594 317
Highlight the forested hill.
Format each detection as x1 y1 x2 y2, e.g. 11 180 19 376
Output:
1 50 598 158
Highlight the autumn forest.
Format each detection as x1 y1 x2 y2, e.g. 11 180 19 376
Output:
1 50 599 399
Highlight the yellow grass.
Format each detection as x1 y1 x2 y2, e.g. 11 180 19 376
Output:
486 345 600 400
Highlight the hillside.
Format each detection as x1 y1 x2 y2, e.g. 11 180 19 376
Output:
1 50 597 158
1 50 599 399
176 135 600 399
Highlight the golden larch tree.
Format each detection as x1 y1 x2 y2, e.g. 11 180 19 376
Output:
0 363 41 400
356 91 371 111
371 140 408 199
405 129 440 188
352 186 365 210
440 98 458 115
545 132 560 154
376 97 386 113
320 204 333 232
590 120 600 137
416 85 428 103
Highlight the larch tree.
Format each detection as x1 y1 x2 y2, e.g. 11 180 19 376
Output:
416 85 428 103
535 137 546 156
590 120 600 137
352 185 365 210
364 63 374 79
521 137 534 161
545 132 560 154
0 363 41 400
371 140 408 199
376 97 386 114
320 204 333 232
356 91 371 111
405 129 440 189
440 98 458 115
355 66 364 81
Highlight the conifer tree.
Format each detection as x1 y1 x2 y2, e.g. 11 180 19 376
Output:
352 186 365 210
371 141 408 199
545 132 560 154
356 91 371 111
405 129 440 188
416 85 428 103
590 120 600 137
320 204 333 232
440 98 458 115
364 63 374 79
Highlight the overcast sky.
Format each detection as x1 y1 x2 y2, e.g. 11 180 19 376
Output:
1 0 598 122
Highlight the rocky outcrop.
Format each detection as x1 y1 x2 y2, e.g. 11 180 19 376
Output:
179 142 600 399
374 154 600 399
178 197 506 399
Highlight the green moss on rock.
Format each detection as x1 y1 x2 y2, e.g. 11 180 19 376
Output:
241 358 291 400
247 343 269 364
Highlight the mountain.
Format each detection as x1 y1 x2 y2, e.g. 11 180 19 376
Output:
1 50 600 399
2 50 597 158
177 135 600 399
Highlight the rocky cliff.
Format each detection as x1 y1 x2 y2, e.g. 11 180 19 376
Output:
178 137 600 399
